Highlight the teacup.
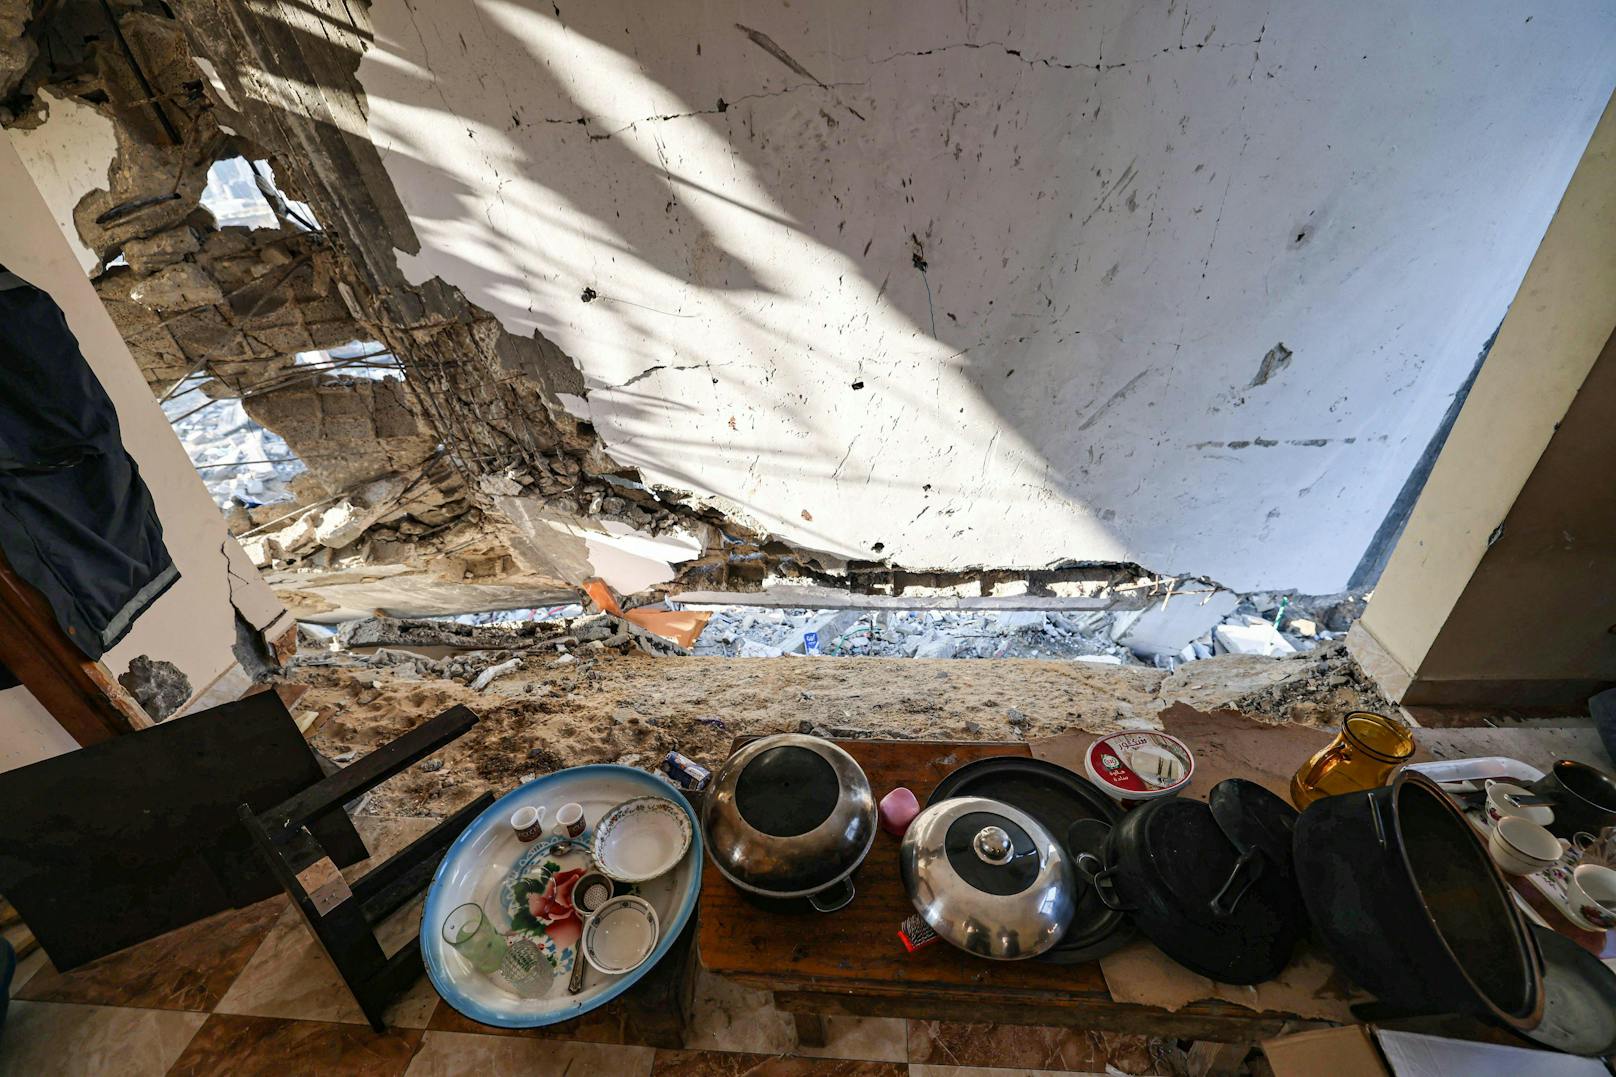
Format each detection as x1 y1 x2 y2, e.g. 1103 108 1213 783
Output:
510 805 546 842
1484 779 1554 827
1487 815 1561 876
1567 863 1616 930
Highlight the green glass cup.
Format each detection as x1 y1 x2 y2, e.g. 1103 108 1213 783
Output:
442 902 506 974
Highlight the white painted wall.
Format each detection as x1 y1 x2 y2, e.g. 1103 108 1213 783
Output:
7 91 116 275
0 129 289 740
0 685 81 771
358 1 1616 592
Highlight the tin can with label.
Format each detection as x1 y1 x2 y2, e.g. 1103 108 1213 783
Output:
662 750 712 790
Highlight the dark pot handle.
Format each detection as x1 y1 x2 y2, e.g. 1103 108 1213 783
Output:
808 877 855 913
1368 789 1391 852
1208 847 1264 919
1075 852 1134 912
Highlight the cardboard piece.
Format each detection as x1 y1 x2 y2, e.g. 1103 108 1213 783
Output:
1100 936 1367 1023
584 577 710 649
1263 1026 1388 1077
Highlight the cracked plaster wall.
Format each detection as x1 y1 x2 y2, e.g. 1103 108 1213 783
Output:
0 126 291 742
357 0 1616 593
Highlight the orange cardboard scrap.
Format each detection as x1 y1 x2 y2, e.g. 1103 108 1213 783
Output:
583 578 710 650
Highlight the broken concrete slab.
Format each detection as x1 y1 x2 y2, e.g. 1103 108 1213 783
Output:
1215 621 1298 657
127 260 225 309
1111 589 1240 659
312 474 408 549
117 654 192 721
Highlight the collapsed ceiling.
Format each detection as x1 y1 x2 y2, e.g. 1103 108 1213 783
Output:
2 1 1614 618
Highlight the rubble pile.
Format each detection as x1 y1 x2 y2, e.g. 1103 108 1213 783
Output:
690 589 1367 668
694 607 1138 662
291 611 687 686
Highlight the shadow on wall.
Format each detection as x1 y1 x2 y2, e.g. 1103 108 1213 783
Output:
264 0 1616 591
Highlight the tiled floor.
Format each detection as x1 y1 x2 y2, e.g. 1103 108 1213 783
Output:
0 819 1165 1077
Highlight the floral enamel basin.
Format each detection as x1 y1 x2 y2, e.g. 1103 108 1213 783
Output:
421 765 702 1027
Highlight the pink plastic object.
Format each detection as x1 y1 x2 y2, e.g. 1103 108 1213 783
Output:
879 786 921 836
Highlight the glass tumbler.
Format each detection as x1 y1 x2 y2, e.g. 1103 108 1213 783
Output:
499 937 555 997
1290 711 1415 809
442 902 506 974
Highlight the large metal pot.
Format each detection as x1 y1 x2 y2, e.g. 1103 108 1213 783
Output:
702 734 877 912
1293 768 1543 1029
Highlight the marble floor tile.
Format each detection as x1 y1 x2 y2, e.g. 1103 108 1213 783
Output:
403 1029 653 1076
167 1014 424 1077
649 1050 905 1076
683 971 906 1062
907 1022 1165 1074
215 893 439 1028
8 944 48 998
15 896 285 1011
911 1060 1098 1067
426 995 672 1047
0 1000 206 1076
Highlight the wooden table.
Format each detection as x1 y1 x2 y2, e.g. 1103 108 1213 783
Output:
696 738 1324 1044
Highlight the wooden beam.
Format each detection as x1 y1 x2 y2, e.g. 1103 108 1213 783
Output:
0 550 151 746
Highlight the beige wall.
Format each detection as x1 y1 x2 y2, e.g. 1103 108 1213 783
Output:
1353 91 1616 704
0 129 290 770
0 685 81 770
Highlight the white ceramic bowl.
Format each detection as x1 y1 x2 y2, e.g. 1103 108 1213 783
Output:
591 796 693 882
1484 779 1554 828
1488 815 1561 876
1568 863 1616 930
582 895 659 975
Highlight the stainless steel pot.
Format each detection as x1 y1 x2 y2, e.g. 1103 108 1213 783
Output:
702 733 876 912
900 795 1075 959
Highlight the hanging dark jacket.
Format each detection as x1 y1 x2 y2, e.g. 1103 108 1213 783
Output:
0 266 177 659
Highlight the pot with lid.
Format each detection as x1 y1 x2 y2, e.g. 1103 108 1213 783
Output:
703 733 877 912
900 795 1076 959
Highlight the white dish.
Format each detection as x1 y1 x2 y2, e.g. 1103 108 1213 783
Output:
582 895 659 975
591 796 693 882
1406 755 1544 788
1485 780 1556 828
1489 816 1561 876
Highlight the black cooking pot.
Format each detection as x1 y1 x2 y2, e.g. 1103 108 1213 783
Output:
1293 769 1543 1029
702 734 877 912
1080 786 1304 984
1530 759 1616 839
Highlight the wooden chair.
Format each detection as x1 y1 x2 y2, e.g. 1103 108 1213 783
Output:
239 704 494 1030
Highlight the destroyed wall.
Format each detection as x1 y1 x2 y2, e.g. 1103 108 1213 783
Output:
345 0 1616 594
8 1 1616 620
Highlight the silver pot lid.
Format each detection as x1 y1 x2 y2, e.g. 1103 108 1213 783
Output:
900 795 1075 959
703 734 877 897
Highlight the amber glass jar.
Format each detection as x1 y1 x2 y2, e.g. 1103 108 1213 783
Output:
1290 711 1415 809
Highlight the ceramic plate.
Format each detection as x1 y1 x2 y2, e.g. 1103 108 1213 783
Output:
591 796 693 882
421 766 702 1028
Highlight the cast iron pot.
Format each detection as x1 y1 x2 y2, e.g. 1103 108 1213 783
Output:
702 733 877 912
1530 759 1616 839
1292 768 1543 1029
1079 793 1303 984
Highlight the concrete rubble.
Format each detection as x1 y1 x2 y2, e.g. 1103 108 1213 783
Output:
691 589 1365 668
291 608 689 688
